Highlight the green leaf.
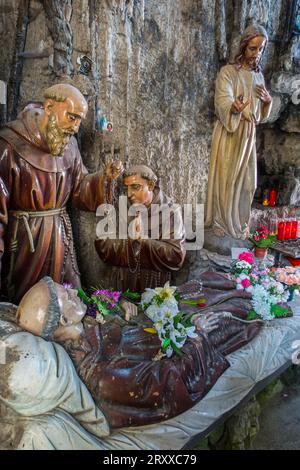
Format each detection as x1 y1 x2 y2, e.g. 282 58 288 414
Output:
250 235 276 248
92 297 110 316
122 290 141 301
270 304 290 318
77 288 92 305
247 309 259 320
174 313 183 327
170 341 183 357
162 338 171 351
176 336 186 343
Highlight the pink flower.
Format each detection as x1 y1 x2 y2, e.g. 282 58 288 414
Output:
111 291 121 302
93 289 109 296
258 225 269 234
254 235 260 241
260 233 267 239
92 289 121 305
239 252 254 264
241 279 251 288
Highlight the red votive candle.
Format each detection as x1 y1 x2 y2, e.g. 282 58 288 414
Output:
277 220 286 241
285 219 292 239
269 189 277 207
291 220 298 239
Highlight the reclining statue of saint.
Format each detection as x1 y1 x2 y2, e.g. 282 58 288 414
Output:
0 274 262 433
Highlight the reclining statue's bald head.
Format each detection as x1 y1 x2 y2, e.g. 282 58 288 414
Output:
16 277 87 342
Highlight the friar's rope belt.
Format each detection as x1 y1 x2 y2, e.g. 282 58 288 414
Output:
7 208 67 297
9 207 67 253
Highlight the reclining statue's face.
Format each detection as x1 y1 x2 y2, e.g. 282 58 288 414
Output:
53 284 87 342
44 97 87 156
16 279 87 342
123 174 155 206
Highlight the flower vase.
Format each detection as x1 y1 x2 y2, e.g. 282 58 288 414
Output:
254 247 268 259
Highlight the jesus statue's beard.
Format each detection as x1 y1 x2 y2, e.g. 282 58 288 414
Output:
46 114 73 156
245 56 260 70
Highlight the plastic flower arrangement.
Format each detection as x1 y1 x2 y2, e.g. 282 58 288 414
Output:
231 252 293 321
77 287 140 324
249 225 276 248
273 267 300 301
75 282 204 357
77 288 122 323
140 282 198 357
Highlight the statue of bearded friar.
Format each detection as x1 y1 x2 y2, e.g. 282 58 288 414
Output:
0 84 123 303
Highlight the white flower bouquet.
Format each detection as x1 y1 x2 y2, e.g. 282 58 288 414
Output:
141 282 197 357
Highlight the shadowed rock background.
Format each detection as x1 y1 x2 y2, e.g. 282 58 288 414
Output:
0 0 299 287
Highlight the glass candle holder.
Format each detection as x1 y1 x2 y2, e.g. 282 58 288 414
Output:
262 189 270 206
291 220 298 239
285 218 293 240
269 217 278 236
297 219 300 239
269 189 277 207
277 220 286 241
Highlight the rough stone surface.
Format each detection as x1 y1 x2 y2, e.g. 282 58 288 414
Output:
205 398 261 450
203 229 252 256
0 0 19 84
257 128 300 176
252 383 300 450
279 103 300 133
195 377 290 450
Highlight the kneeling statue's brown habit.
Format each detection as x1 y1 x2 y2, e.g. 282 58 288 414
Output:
0 84 122 303
95 165 186 292
16 276 262 428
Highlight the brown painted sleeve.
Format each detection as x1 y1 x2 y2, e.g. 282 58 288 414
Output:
94 238 129 267
0 139 13 281
71 146 113 212
95 204 186 271
138 205 186 271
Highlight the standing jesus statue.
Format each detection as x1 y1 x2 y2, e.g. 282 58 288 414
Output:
205 24 272 239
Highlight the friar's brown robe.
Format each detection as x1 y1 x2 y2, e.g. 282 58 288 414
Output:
95 188 186 292
68 272 262 428
0 104 112 303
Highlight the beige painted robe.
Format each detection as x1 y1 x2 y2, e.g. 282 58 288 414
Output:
205 64 272 239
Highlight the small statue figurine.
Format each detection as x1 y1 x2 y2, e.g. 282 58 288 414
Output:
96 108 113 132
0 83 123 303
205 24 273 240
106 121 113 132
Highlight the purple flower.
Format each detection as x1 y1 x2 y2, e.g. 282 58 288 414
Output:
93 289 121 303
86 303 97 318
111 291 121 302
63 282 74 289
93 289 110 297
